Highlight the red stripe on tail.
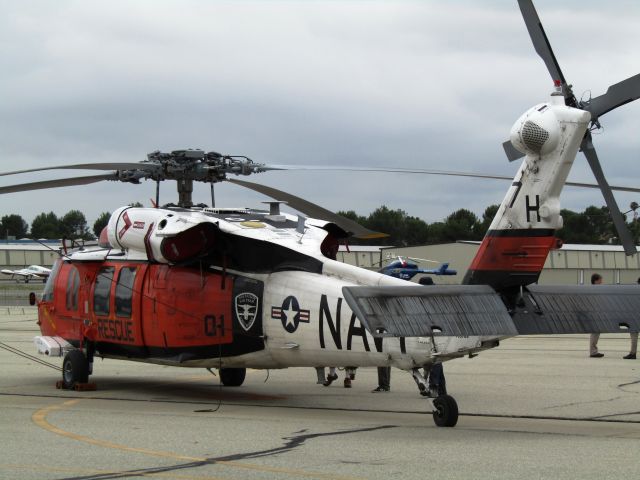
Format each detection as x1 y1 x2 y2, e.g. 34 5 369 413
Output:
464 229 558 289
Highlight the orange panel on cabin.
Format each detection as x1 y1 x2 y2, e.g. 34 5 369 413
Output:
142 265 234 348
41 262 84 340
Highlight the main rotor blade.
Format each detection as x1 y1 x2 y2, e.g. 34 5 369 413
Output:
0 162 148 177
518 0 575 105
0 173 118 194
581 135 637 256
588 73 640 119
262 164 517 181
227 178 388 239
261 164 640 193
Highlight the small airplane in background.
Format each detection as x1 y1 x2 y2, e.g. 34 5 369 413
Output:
378 256 457 281
0 265 52 283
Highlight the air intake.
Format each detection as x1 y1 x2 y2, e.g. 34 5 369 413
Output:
521 120 549 153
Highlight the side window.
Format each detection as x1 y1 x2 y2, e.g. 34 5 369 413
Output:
115 267 137 318
93 267 115 316
65 266 80 311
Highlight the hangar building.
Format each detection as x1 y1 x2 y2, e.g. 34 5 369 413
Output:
338 242 640 285
1 241 639 286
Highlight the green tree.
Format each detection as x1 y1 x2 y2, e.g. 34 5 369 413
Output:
365 206 408 246
441 209 481 241
93 212 111 238
337 210 367 226
628 216 640 245
1 214 29 239
427 221 447 244
31 212 62 239
404 215 430 246
129 202 144 208
584 206 616 243
557 206 617 244
479 204 500 236
60 210 93 240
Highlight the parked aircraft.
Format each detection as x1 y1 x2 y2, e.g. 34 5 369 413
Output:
0 265 51 283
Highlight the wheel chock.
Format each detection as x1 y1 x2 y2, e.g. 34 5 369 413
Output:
55 380 97 391
74 382 97 391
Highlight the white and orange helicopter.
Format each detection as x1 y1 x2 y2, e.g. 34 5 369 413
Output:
1 0 639 427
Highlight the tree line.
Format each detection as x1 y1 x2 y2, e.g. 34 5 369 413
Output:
338 204 640 247
1 203 638 247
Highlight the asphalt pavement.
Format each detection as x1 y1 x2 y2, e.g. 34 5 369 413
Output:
1 307 638 480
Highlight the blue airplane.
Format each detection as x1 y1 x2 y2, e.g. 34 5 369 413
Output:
378 257 457 281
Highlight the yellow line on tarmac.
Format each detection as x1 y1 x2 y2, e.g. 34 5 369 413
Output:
32 399 202 461
32 399 363 480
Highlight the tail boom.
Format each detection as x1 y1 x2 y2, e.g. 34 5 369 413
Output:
464 91 591 290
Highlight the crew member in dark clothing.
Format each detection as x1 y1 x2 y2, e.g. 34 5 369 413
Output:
371 366 390 392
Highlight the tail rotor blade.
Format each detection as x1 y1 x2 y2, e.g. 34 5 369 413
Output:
518 0 576 106
581 136 637 256
503 140 525 162
588 73 640 119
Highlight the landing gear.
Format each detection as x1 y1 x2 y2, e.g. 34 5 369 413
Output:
411 367 458 427
411 365 447 398
62 350 89 389
432 394 459 427
219 367 246 386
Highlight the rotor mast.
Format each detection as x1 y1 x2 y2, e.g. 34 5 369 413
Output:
177 178 194 207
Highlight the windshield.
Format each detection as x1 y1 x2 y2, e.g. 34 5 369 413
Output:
41 259 62 302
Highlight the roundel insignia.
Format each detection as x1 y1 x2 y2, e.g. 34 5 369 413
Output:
271 296 310 333
235 293 259 331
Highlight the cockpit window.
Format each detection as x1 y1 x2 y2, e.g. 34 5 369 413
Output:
42 259 62 302
65 266 80 311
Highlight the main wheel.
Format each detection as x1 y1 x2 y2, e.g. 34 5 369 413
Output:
432 394 458 427
219 367 246 387
62 350 89 389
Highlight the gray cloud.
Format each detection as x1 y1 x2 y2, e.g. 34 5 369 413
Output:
1 0 638 229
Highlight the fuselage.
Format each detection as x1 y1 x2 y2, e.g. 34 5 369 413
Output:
37 207 487 371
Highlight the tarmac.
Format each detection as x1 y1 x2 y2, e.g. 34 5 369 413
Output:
1 307 638 480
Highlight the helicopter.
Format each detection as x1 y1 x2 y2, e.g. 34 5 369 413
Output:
2 0 640 428
377 256 457 281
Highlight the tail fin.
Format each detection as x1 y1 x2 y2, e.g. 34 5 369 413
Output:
464 90 591 291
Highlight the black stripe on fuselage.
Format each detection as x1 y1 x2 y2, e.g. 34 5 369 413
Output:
485 229 555 238
95 341 264 362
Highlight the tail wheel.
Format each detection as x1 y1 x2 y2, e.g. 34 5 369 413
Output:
432 394 459 427
219 367 246 387
62 350 89 389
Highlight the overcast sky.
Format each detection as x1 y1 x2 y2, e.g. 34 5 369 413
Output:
1 0 638 231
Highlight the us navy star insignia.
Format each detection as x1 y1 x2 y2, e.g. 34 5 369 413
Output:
271 296 310 333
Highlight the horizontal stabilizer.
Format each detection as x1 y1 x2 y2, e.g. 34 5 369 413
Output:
342 285 517 337
515 285 640 334
342 284 640 338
